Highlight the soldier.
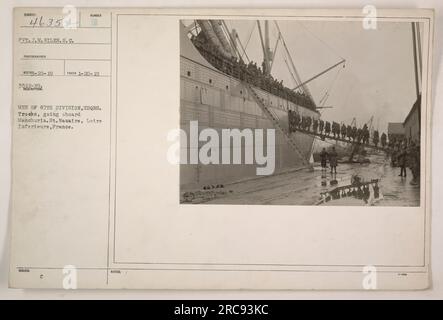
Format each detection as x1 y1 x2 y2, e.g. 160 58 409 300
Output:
325 121 331 136
347 125 353 141
294 111 301 128
398 146 408 177
306 116 312 132
239 62 248 81
313 119 319 133
362 124 369 144
261 60 267 77
381 132 387 148
333 122 339 139
319 120 325 134
363 185 370 204
388 136 395 149
331 122 336 138
320 147 328 170
247 61 255 75
352 126 357 141
288 110 294 132
301 116 307 131
373 183 380 199
299 116 304 130
293 113 299 132
329 146 338 174
408 141 420 185
232 58 240 78
373 130 379 147
341 123 347 139
356 128 362 143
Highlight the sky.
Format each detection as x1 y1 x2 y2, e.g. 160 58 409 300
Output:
223 19 423 134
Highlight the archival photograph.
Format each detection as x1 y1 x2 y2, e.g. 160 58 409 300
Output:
179 19 424 206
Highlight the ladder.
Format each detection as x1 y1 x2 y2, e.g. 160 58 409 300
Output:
245 84 310 165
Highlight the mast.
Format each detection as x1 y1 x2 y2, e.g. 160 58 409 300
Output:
265 21 272 73
274 21 315 105
257 20 272 75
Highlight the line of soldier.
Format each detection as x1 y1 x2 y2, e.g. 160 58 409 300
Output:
191 35 316 111
287 110 388 148
287 109 421 184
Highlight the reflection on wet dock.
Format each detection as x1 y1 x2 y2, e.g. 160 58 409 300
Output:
317 179 382 206
188 154 419 206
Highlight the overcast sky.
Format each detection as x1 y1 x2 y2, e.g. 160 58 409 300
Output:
225 19 423 134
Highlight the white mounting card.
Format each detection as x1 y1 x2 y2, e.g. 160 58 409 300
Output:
9 8 434 289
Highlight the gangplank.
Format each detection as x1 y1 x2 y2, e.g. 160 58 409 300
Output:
291 127 391 153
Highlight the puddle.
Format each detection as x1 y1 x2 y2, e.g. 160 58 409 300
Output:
317 181 383 206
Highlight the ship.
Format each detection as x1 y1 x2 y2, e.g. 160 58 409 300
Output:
180 20 342 190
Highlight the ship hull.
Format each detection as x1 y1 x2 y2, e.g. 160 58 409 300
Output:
180 56 319 189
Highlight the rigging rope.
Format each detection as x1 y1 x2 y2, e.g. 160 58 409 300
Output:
319 67 342 106
242 22 256 56
270 33 280 71
296 21 344 61
283 56 301 90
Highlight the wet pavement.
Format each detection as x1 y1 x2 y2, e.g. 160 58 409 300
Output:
201 153 420 206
